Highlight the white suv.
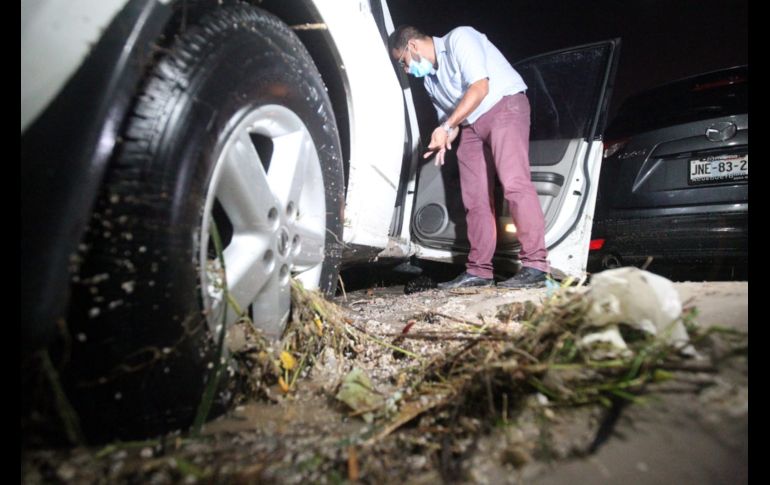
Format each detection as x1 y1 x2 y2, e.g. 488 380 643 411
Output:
22 0 619 438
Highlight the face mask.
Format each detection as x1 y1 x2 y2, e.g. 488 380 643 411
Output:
406 50 435 78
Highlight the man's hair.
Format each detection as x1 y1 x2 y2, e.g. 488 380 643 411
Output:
388 25 429 53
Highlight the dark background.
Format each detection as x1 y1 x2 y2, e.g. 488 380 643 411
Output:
387 0 748 122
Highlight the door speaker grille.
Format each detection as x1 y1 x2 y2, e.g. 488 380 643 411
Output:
415 203 448 236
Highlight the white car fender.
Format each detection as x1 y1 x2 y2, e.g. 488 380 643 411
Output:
20 0 162 132
311 0 407 251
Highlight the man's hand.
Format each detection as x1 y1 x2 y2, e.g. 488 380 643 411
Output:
424 125 459 166
423 78 488 166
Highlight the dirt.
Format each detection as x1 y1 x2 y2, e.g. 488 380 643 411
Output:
21 279 748 484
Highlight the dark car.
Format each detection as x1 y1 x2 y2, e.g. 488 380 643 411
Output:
589 66 748 279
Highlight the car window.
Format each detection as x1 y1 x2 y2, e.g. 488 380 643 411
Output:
516 46 613 142
608 66 747 137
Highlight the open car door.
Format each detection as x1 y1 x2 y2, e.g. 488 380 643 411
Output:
409 39 621 278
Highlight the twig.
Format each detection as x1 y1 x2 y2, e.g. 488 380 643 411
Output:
508 347 540 364
347 446 360 482
485 372 496 417
289 346 312 390
347 324 425 361
364 390 454 446
338 274 348 302
385 329 513 338
425 311 485 328
226 293 244 317
40 350 85 445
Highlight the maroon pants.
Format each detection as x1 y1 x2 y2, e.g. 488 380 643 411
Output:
455 93 549 278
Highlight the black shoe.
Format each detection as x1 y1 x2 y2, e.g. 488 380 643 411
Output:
498 266 548 289
437 271 494 289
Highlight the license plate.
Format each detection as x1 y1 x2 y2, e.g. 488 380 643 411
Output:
689 154 748 185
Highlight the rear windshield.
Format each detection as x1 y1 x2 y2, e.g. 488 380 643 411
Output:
607 66 747 138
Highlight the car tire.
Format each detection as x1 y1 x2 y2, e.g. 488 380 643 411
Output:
62 4 344 441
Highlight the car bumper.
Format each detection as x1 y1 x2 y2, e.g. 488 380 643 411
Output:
589 210 748 270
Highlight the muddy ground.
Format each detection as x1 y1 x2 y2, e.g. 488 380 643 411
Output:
21 276 748 484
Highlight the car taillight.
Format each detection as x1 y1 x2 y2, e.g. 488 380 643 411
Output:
692 74 746 92
603 138 629 158
589 238 605 251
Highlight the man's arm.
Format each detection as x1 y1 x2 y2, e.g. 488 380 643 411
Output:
444 77 489 129
425 78 489 165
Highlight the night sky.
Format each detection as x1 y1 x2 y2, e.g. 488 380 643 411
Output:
387 0 748 120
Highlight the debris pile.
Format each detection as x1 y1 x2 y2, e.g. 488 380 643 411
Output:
339 269 711 446
23 268 748 483
228 279 359 400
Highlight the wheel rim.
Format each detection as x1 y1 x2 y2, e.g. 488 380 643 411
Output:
199 105 327 338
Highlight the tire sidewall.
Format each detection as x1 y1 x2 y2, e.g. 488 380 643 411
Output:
66 5 344 439
159 10 344 307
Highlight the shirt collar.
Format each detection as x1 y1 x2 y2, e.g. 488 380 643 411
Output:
433 35 447 56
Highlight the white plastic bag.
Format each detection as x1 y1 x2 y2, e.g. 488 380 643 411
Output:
583 267 691 353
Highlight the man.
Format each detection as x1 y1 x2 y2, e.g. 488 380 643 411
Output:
388 25 550 289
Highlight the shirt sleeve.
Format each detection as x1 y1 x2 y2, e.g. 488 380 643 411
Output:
449 27 489 90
